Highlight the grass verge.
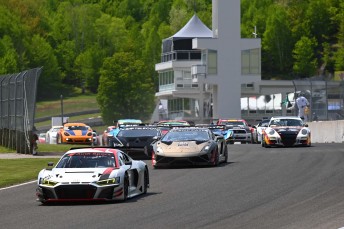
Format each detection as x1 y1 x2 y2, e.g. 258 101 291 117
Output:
0 143 93 154
0 158 59 188
36 143 94 152
35 94 99 118
0 143 98 188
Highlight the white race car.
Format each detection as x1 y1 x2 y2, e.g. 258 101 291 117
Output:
261 116 311 147
36 147 149 204
254 119 270 143
45 126 62 144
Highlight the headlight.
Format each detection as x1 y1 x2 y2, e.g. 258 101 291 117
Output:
156 147 164 155
268 129 275 135
201 145 210 153
63 132 70 136
113 143 123 147
41 178 58 186
96 177 119 186
301 129 308 135
87 132 92 136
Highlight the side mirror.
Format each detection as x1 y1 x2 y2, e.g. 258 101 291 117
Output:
215 135 224 141
304 124 308 127
125 161 132 166
46 162 54 170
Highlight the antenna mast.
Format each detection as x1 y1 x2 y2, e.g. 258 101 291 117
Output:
252 26 258 38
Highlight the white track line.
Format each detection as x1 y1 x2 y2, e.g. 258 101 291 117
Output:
0 180 35 191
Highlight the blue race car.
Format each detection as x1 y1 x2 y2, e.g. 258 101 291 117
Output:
196 124 234 144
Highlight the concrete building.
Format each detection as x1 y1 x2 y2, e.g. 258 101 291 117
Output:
153 0 342 124
154 0 260 124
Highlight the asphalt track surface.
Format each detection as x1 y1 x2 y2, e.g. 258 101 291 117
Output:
1 143 344 229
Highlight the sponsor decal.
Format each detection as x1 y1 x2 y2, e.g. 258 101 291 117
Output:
178 142 189 147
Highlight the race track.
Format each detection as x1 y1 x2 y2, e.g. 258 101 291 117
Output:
1 143 344 229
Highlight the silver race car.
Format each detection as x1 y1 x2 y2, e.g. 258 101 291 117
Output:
36 147 149 203
151 127 228 168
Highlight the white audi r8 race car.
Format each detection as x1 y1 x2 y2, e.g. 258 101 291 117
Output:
261 116 311 148
36 147 149 204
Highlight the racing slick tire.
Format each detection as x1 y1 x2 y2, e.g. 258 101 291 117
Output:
144 146 152 158
250 133 254 144
121 173 129 201
56 134 62 144
143 168 149 194
212 149 220 167
261 140 266 147
224 144 228 163
152 152 159 169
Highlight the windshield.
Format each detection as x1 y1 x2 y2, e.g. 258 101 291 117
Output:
162 130 210 141
117 129 159 137
52 128 61 132
259 120 270 127
66 125 88 131
158 121 189 126
221 121 245 126
56 153 116 168
270 119 303 127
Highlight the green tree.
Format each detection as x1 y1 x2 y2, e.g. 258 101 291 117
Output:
26 35 62 99
293 36 318 78
334 1 344 71
169 0 189 34
97 52 155 124
262 4 293 74
241 0 273 38
94 14 127 56
302 0 334 46
74 45 105 93
0 36 19 74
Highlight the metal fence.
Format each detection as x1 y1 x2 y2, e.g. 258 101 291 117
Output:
240 78 344 124
292 79 344 122
0 68 42 154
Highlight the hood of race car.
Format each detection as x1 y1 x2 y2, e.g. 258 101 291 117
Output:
43 167 116 183
158 140 209 155
65 129 89 136
271 126 302 134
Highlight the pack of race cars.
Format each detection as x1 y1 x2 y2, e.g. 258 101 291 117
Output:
36 116 311 204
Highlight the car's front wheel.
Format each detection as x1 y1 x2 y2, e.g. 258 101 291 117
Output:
56 135 61 144
224 144 228 163
261 137 265 147
212 149 219 166
152 152 158 169
144 146 152 157
122 173 129 201
143 168 149 194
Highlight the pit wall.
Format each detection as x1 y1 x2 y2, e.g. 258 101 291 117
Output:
307 120 344 143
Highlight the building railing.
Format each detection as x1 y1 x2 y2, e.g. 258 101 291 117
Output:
161 50 202 62
159 79 200 92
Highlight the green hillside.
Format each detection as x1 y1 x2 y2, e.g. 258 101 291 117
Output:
35 94 99 119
